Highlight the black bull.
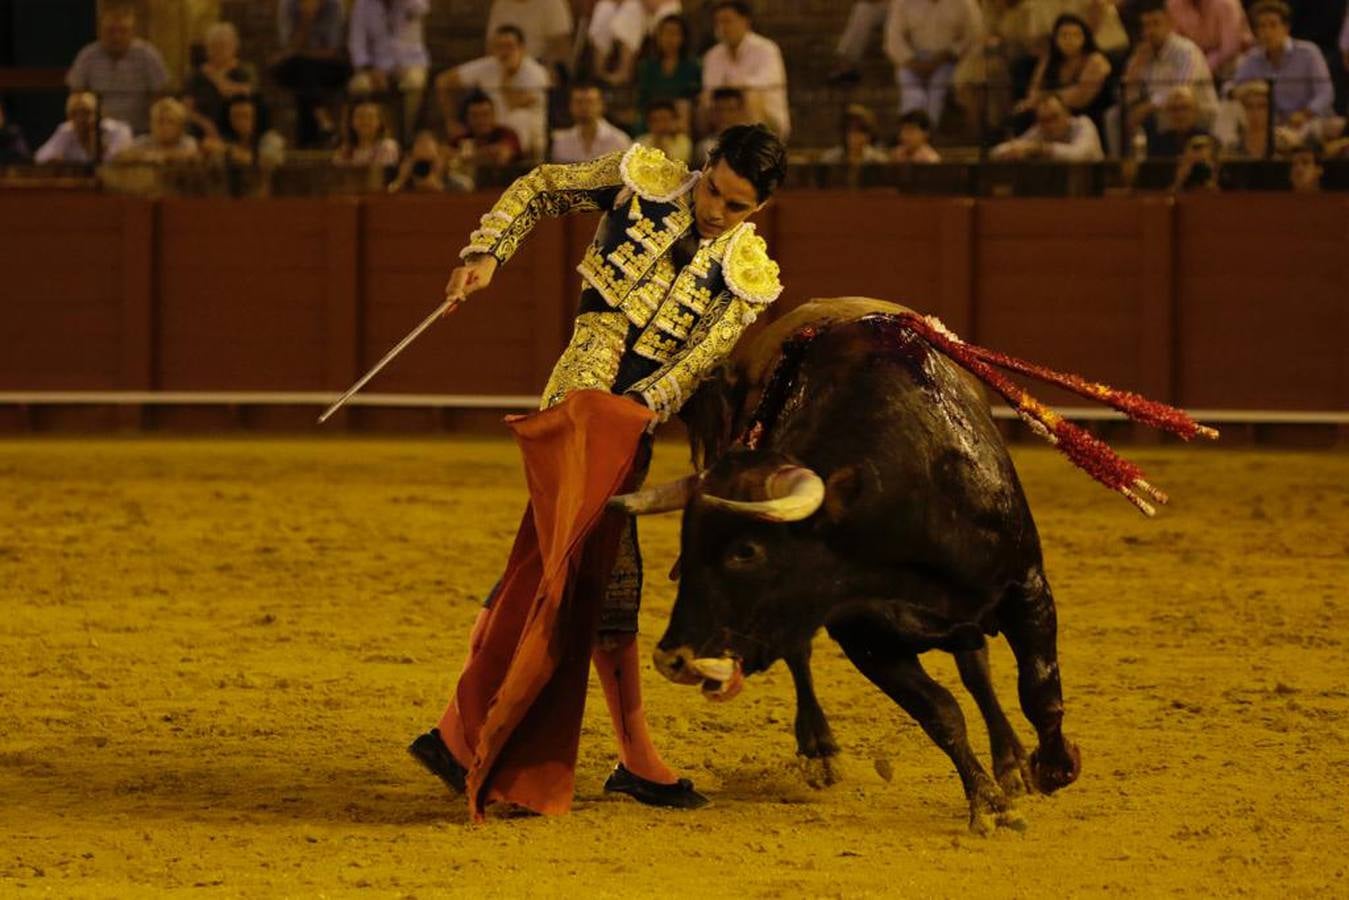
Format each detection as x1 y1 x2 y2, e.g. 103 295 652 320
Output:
614 298 1081 834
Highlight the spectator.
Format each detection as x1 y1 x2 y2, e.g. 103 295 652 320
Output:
1166 0 1252 78
1171 132 1219 190
389 131 467 192
183 23 256 141
117 98 201 163
35 92 133 164
0 99 31 164
550 83 632 162
821 103 890 164
438 25 551 160
447 90 523 167
892 108 942 161
1288 146 1323 191
487 0 575 71
701 1 791 138
829 1 889 84
635 14 702 132
1120 1 1218 141
694 86 751 164
1222 79 1273 158
591 0 682 87
883 0 984 131
635 99 692 163
1015 14 1113 136
66 5 169 134
333 98 400 167
1232 2 1334 135
271 0 351 149
990 94 1105 160
207 95 286 170
1148 86 1209 156
348 0 429 138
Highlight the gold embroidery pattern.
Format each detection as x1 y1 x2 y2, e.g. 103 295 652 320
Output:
619 143 698 202
576 202 691 329
630 294 758 422
458 152 626 264
539 311 630 408
723 223 783 305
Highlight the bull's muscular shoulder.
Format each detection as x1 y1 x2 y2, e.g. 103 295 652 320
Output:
734 297 914 385
619 143 698 202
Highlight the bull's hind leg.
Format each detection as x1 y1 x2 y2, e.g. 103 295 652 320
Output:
998 571 1081 794
829 617 1023 835
955 643 1032 798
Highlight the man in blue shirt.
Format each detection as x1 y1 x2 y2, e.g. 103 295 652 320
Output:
1232 0 1334 132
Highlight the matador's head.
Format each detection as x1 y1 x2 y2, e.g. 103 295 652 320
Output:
692 124 786 241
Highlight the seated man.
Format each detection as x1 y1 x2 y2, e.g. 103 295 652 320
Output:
1167 0 1252 78
1148 86 1209 157
66 5 169 135
35 92 134 163
1231 1 1335 145
990 94 1104 161
694 86 751 166
700 1 790 138
883 0 983 131
551 83 632 163
635 99 692 164
487 0 575 71
449 90 523 167
116 97 201 163
1120 0 1218 146
438 25 551 160
347 0 429 138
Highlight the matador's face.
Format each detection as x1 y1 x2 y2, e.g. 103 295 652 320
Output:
692 159 763 241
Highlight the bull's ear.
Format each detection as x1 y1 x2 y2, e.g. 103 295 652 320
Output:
823 465 864 522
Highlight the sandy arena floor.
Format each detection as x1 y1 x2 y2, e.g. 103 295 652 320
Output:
1 437 1346 897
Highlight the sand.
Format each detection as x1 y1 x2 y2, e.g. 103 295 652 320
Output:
1 438 1346 898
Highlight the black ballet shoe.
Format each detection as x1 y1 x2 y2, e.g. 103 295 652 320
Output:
603 763 709 809
408 728 467 795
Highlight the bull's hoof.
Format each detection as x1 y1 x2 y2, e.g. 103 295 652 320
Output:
995 756 1035 799
796 753 841 789
967 785 1026 836
1030 740 1081 795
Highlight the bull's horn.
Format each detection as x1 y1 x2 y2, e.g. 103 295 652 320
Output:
609 474 699 516
701 466 825 523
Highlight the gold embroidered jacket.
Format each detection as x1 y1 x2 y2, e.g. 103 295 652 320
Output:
459 144 783 422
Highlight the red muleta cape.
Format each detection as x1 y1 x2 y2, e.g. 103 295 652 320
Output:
438 390 656 820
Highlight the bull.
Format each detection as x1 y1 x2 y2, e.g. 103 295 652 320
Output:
614 298 1082 834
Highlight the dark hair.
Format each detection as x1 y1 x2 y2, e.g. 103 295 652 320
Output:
707 123 785 202
711 1 752 21
1136 0 1168 16
711 86 746 105
1045 13 1100 76
1248 1 1291 25
493 24 526 45
460 88 494 121
341 98 387 153
221 94 268 145
645 99 677 117
897 109 931 132
569 80 603 97
646 14 691 60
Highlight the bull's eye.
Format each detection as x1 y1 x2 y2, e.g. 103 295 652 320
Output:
724 540 765 570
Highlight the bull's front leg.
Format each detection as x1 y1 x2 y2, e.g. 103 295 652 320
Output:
784 646 840 787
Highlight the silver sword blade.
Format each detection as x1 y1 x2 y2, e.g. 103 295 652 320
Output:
317 297 456 424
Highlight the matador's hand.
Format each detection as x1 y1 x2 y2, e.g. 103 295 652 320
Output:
443 254 498 315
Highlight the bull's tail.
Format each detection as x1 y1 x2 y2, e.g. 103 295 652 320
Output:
878 313 1218 516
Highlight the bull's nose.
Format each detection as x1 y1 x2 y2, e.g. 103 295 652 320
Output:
653 645 701 685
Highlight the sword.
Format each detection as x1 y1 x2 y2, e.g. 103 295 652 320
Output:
317 297 458 424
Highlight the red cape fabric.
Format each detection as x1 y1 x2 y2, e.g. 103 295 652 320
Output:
437 390 656 820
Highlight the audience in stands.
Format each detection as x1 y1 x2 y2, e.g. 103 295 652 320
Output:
892 108 942 162
184 23 256 141
35 93 133 164
486 0 575 71
884 0 984 132
1120 1 1218 145
991 94 1105 160
821 104 889 164
271 0 350 149
1231 2 1335 143
205 95 286 170
829 1 888 85
0 100 31 164
550 83 632 162
1148 85 1209 156
1171 132 1220 189
1223 79 1274 157
1288 146 1323 191
1166 0 1251 78
66 6 169 135
448 90 524 167
694 86 751 164
1015 13 1114 136
636 14 702 132
636 99 692 163
389 130 469 192
333 99 400 167
591 0 682 87
117 98 201 164
347 0 429 139
438 25 551 160
701 1 791 138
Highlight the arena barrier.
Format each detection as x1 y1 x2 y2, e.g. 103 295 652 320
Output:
1 190 1344 438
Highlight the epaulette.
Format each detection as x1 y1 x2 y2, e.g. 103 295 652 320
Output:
619 143 698 203
723 223 783 306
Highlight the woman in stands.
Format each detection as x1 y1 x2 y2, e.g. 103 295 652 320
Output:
332 99 400 169
209 96 286 170
635 14 702 134
1012 14 1113 139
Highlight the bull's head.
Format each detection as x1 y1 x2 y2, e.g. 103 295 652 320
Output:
615 448 857 698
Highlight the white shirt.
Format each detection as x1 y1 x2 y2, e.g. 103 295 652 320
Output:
36 119 134 163
590 0 682 56
550 118 632 163
884 0 984 67
454 54 552 158
486 0 574 59
993 115 1104 162
702 31 791 138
